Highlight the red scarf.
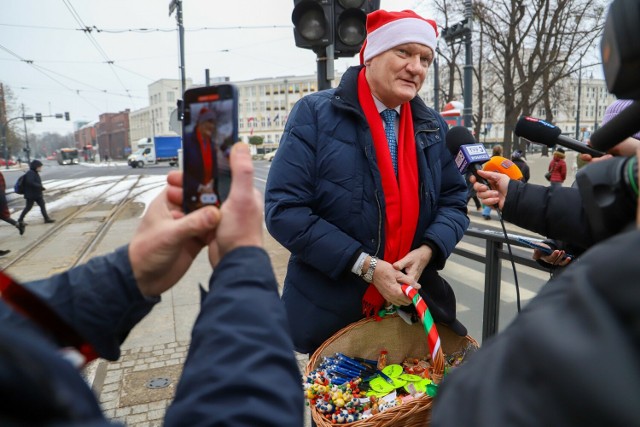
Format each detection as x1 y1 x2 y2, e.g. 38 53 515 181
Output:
357 68 420 318
196 127 213 185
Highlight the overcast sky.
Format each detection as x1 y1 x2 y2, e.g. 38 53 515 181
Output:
1 0 428 135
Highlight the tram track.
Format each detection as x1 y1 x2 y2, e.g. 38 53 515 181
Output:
1 176 166 274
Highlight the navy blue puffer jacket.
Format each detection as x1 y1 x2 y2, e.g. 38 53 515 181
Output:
265 66 469 353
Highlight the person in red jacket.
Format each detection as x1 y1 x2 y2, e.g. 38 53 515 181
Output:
548 147 567 188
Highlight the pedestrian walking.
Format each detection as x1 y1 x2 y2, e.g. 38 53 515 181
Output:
548 147 567 188
0 170 25 235
17 159 55 225
511 150 530 183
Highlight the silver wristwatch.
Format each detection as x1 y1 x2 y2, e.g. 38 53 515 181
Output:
362 256 378 283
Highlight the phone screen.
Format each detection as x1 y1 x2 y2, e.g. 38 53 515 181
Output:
182 84 238 213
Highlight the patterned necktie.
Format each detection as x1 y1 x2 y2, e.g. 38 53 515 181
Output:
381 109 398 175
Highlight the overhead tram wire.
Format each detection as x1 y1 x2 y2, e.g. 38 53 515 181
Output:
61 0 135 108
0 22 292 33
0 44 139 113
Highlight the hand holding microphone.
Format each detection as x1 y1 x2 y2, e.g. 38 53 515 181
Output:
471 159 522 211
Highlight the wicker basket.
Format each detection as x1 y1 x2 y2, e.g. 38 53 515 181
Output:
305 314 478 427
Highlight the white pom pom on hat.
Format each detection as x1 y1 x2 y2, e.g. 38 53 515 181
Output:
359 10 438 65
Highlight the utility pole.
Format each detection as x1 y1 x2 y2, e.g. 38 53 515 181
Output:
433 47 440 111
169 0 186 98
462 0 473 128
575 59 582 141
22 104 31 164
0 83 7 168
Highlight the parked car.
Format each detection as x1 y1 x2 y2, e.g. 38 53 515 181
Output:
264 150 277 162
0 158 16 166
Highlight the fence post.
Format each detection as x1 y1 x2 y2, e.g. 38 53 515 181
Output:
482 239 503 341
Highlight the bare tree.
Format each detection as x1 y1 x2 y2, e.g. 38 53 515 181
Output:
473 0 606 156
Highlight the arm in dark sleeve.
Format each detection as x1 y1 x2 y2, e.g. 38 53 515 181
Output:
165 247 303 427
16 245 158 360
501 180 593 249
432 230 640 426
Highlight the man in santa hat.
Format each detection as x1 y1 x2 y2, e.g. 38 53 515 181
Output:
265 10 470 355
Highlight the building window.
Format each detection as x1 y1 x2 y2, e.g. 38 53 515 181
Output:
167 92 175 102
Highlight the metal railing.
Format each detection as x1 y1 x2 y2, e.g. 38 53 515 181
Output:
452 226 551 342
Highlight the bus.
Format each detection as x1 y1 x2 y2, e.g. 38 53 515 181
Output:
56 148 80 165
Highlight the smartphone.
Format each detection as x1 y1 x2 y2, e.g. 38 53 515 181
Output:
514 236 554 255
182 84 238 213
514 236 574 261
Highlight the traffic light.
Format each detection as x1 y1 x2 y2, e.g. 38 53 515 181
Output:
333 0 379 58
35 113 42 122
292 0 333 52
65 112 70 121
442 19 470 43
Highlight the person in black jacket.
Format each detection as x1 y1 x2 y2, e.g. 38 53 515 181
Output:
510 150 530 183
0 143 303 426
432 215 640 426
432 147 640 425
17 159 55 225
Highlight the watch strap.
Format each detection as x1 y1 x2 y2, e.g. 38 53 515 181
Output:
363 256 378 283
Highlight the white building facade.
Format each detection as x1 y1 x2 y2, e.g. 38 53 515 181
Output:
129 78 192 149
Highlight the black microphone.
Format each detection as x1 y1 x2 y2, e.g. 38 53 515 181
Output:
514 116 605 157
589 100 640 153
445 126 491 185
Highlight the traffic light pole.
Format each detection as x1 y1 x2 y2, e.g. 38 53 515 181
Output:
316 46 334 91
1 110 67 167
22 104 31 164
1 123 8 170
462 0 473 128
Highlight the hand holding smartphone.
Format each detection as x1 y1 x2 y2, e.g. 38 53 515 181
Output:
182 84 238 214
514 236 573 260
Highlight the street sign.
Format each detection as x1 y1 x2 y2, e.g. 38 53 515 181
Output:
169 108 182 136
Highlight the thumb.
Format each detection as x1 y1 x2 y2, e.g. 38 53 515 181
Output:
172 206 220 239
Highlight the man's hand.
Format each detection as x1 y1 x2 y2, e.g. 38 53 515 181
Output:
130 171 220 297
208 143 263 267
533 246 572 267
393 245 431 283
371 260 416 307
471 170 510 210
580 137 640 164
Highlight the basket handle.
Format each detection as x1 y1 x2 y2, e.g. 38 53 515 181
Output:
401 284 445 380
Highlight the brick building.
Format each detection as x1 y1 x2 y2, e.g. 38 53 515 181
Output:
96 110 130 160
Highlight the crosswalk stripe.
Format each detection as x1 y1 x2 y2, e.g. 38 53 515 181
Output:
442 260 539 303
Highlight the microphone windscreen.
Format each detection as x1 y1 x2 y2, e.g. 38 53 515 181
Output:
445 126 477 156
482 156 524 180
514 117 562 147
590 100 640 152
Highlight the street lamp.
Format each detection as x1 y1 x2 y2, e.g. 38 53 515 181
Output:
441 0 474 128
483 122 492 144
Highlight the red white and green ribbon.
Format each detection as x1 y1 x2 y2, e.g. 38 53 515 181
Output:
401 283 441 362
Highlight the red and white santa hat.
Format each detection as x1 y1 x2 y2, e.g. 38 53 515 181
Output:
359 10 438 64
